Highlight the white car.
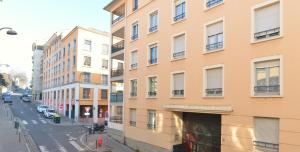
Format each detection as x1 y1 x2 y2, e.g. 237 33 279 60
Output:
44 109 56 118
37 105 48 113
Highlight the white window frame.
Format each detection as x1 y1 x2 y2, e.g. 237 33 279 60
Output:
131 21 139 41
170 71 186 98
146 75 158 98
148 9 159 34
171 31 187 61
251 55 283 97
130 50 138 70
129 78 138 98
203 17 225 54
251 0 283 43
129 108 137 127
203 0 225 11
203 64 224 98
147 110 156 130
147 42 159 66
171 0 187 24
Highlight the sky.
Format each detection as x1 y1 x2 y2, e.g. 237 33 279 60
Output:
0 0 111 83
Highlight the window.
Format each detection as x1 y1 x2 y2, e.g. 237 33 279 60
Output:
63 48 66 57
254 59 280 96
73 39 76 49
131 22 139 40
172 73 184 97
130 109 136 127
82 72 91 83
72 72 76 82
254 2 280 40
149 11 158 32
174 0 186 22
102 44 109 55
83 88 91 99
101 74 108 85
133 0 138 11
149 44 158 65
67 58 70 70
102 59 108 69
148 76 157 97
84 56 91 67
131 51 138 69
206 21 223 52
205 67 223 96
73 55 76 65
206 0 223 8
147 110 156 129
130 79 137 97
84 40 92 51
254 117 279 151
68 43 70 55
101 89 108 99
173 34 185 59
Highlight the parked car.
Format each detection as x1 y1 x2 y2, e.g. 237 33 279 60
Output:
44 109 56 118
21 95 31 102
3 95 12 104
88 123 105 134
37 105 48 113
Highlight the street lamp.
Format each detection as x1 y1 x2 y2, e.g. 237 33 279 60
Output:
0 27 17 35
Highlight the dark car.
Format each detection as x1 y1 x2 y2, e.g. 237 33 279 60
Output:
3 95 12 104
88 123 105 134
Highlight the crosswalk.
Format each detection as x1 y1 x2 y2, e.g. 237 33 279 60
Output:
22 119 48 125
39 140 84 152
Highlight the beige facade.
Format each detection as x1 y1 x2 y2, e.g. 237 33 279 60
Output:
42 26 110 123
105 0 300 152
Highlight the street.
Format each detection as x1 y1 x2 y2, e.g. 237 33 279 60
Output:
10 95 90 152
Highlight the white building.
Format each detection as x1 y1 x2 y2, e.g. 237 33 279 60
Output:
31 43 44 101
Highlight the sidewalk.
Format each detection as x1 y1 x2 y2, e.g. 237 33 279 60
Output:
0 102 28 152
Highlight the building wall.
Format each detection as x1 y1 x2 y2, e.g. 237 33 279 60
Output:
105 0 300 151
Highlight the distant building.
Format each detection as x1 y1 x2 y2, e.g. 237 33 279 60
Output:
0 64 11 93
31 43 44 101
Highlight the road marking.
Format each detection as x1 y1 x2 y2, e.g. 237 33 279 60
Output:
58 145 68 152
20 111 24 114
22 120 28 125
69 141 84 151
39 146 50 152
32 120 38 124
40 120 47 124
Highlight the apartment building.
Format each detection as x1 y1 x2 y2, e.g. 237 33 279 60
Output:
104 0 300 152
42 26 110 123
31 43 44 101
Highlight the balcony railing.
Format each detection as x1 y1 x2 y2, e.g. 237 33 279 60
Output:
112 15 124 25
174 13 185 22
254 27 280 40
149 25 158 32
206 41 223 51
131 63 138 69
130 121 136 127
206 0 223 8
131 34 138 40
173 90 184 96
149 58 157 64
111 69 124 77
253 141 279 151
205 88 223 96
110 116 123 124
148 91 157 97
173 51 185 59
130 92 137 97
147 123 156 129
254 85 280 95
111 40 124 54
110 93 123 103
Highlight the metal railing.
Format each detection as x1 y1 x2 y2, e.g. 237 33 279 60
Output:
130 121 136 127
111 69 124 77
173 51 185 59
173 90 184 96
254 85 280 95
148 91 157 97
110 93 123 103
149 58 157 64
111 40 124 53
130 92 137 97
253 141 279 151
206 0 223 8
149 25 158 32
147 123 156 129
112 15 124 25
205 88 223 96
174 13 185 22
131 63 138 69
110 116 123 124
131 34 138 40
254 27 280 40
206 41 223 51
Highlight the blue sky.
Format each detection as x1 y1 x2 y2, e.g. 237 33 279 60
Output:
0 0 111 82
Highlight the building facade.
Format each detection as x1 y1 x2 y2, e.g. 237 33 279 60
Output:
31 43 44 101
104 0 300 152
42 26 110 123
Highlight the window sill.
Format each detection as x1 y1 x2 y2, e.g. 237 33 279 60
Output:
129 97 137 100
171 18 186 25
251 95 283 98
203 96 224 99
130 38 139 43
146 96 157 99
129 67 138 71
203 48 224 55
147 29 158 35
203 2 224 11
171 57 186 62
251 35 283 44
147 63 158 67
170 96 185 99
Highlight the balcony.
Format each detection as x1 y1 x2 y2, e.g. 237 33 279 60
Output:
206 0 223 8
172 90 184 97
111 69 123 77
130 121 136 127
147 123 156 129
110 93 123 103
148 91 157 97
205 88 223 96
130 92 137 97
149 58 157 65
173 12 185 22
206 41 223 51
110 116 122 124
173 51 185 59
254 85 280 95
253 141 279 151
254 27 280 40
111 40 124 54
112 15 124 25
149 25 158 33
130 63 138 69
131 34 138 41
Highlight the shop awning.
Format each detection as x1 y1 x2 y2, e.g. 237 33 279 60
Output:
162 104 233 114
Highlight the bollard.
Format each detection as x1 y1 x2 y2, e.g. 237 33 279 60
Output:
85 132 88 143
18 131 21 143
97 135 103 147
96 140 98 149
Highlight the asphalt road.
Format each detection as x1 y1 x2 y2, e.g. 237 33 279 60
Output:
10 95 90 152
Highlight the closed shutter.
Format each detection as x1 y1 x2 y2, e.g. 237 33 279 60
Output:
255 59 279 68
206 67 222 89
131 51 137 64
254 117 279 144
207 21 223 36
255 2 280 33
173 73 184 90
130 109 136 122
174 34 185 53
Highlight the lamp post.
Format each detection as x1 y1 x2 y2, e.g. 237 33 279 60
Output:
0 27 17 35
